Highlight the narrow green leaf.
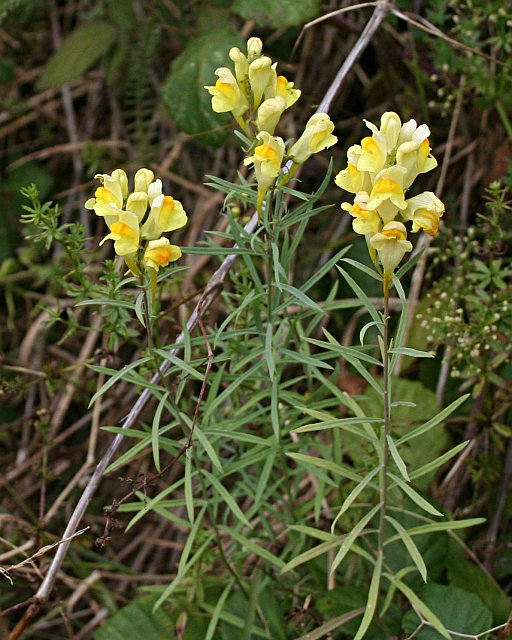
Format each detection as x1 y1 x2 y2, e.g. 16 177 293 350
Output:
406 518 486 537
353 551 383 640
388 473 443 517
151 392 169 472
337 267 381 324
184 452 194 525
222 527 285 569
295 609 366 640
88 356 152 406
287 452 363 483
154 349 204 381
386 435 410 481
289 525 337 542
331 467 380 532
202 469 251 528
281 538 342 574
397 394 470 445
265 322 275 381
194 426 223 473
409 441 470 481
279 347 334 370
340 258 382 281
134 290 146 327
205 579 235 640
385 516 427 582
280 282 324 313
388 347 434 358
360 319 384 346
330 503 381 575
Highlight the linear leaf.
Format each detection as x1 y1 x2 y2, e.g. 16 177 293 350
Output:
388 347 434 358
194 426 223 473
296 608 366 640
331 467 380 532
281 538 342 574
151 392 169 472
330 503 381 575
184 452 194 525
353 551 383 640
204 579 235 640
222 527 285 569
405 518 486 537
88 356 152 406
386 435 410 481
385 516 427 582
337 267 381 324
389 473 443 517
280 283 324 313
397 394 470 445
202 470 251 528
409 441 470 481
154 349 204 381
287 452 362 483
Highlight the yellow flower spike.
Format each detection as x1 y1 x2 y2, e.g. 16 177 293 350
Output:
366 165 407 224
140 194 188 240
288 113 337 165
229 46 249 84
248 56 274 109
256 96 286 134
126 191 149 223
244 131 285 218
370 221 413 291
99 210 140 257
403 191 445 236
134 168 155 193
205 67 249 116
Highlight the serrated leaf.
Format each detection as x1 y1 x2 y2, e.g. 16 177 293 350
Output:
38 21 117 89
232 0 321 27
161 28 244 147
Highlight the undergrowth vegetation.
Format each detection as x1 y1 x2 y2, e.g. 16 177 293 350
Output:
1 1 511 639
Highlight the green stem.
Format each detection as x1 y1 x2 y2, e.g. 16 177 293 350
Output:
378 288 390 559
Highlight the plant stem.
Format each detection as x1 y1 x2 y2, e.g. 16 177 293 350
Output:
378 288 390 560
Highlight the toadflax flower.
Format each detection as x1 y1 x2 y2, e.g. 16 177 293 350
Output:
244 131 285 217
288 113 338 165
86 168 187 288
335 111 444 284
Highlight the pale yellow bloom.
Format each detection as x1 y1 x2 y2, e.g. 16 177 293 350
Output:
249 56 273 109
358 129 387 174
134 168 155 193
396 137 437 189
403 192 445 235
288 113 337 165
341 192 382 236
256 96 286 134
229 47 249 83
275 75 301 109
244 131 285 214
370 221 412 283
99 210 140 256
247 37 263 60
205 67 249 116
141 195 188 240
366 165 407 224
144 237 182 271
126 191 149 223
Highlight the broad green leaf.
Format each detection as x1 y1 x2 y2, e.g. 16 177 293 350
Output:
93 595 173 640
385 516 427 582
38 21 117 89
401 583 492 639
353 551 382 640
161 28 244 146
232 0 320 27
387 575 451 639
